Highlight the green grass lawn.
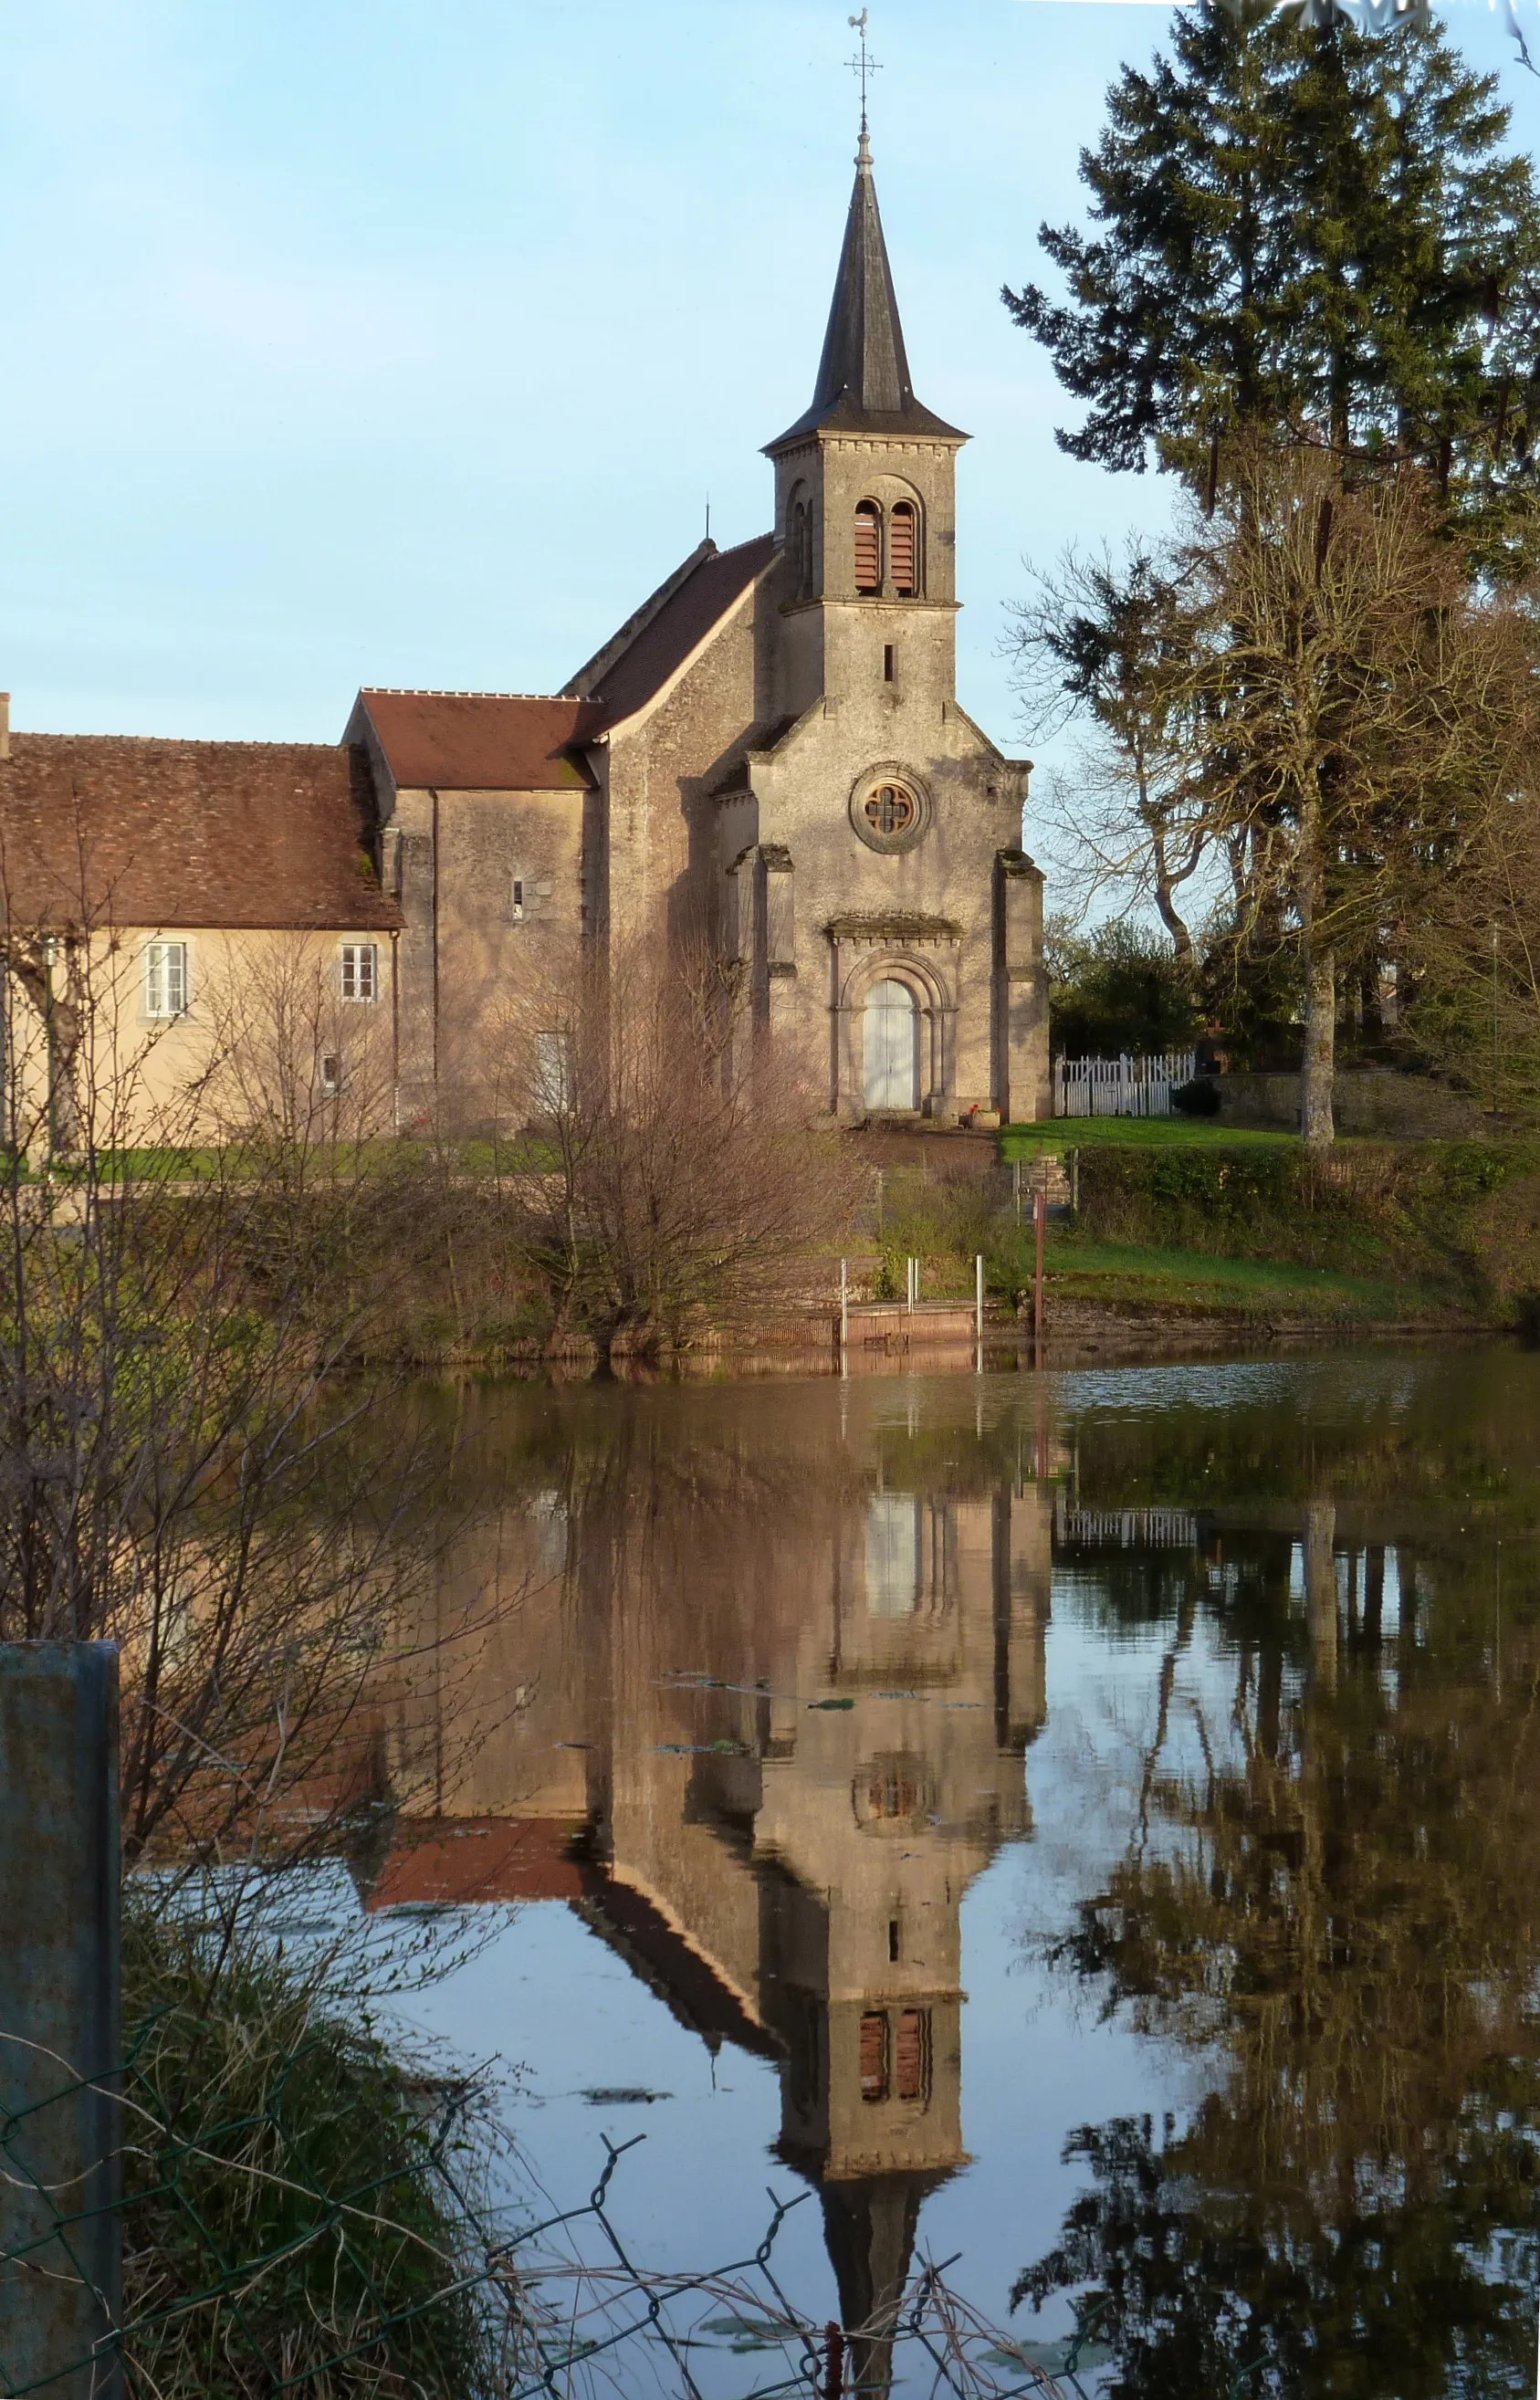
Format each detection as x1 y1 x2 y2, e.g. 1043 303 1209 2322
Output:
1000 1116 1295 1158
1042 1231 1443 1321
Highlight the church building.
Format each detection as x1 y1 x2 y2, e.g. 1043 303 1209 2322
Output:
0 128 1048 1141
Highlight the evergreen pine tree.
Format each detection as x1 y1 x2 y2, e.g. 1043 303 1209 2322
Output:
1006 4 1540 570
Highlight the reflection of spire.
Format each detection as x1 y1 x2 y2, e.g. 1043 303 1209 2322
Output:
822 2173 941 2400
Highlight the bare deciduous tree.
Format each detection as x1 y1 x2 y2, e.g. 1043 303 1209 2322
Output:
0 926 469 1864
495 934 863 1366
1023 440 1538 1142
1009 542 1205 959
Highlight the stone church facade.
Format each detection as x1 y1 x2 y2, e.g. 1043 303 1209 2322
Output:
0 132 1047 1141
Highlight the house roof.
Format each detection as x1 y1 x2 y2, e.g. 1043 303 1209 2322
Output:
767 137 966 452
356 690 602 792
574 1874 782 2061
570 534 780 728
0 735 402 932
365 1818 586 1908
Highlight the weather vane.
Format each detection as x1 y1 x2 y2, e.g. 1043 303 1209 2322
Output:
846 10 882 138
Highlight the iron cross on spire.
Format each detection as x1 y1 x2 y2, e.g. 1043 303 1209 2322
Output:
846 9 882 141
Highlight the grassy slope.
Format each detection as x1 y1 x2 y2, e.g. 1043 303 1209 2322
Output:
1000 1117 1463 1324
1000 1116 1294 1157
1042 1231 1435 1322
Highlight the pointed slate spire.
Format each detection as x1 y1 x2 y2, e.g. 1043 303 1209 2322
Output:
767 134 965 450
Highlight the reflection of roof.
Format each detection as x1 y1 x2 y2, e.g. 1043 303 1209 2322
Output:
571 537 779 728
573 1872 782 2061
0 736 402 933
366 1818 586 1906
355 692 602 791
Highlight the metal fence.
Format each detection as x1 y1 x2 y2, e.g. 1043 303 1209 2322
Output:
1053 1053 1196 1119
0 2038 1106 2399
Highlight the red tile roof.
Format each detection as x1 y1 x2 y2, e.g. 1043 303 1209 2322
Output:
366 1818 586 1907
579 535 778 728
0 736 401 932
357 690 602 791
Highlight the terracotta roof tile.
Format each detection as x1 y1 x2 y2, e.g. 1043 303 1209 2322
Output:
365 1818 586 1907
580 534 779 728
359 690 602 791
0 736 401 932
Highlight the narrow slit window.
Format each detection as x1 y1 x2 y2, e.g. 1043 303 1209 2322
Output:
854 501 882 595
320 1053 342 1096
144 940 188 1020
510 876 525 922
884 645 895 683
896 2008 929 2103
889 501 917 595
859 2011 889 2103
888 1918 900 1963
791 499 814 599
340 942 377 1002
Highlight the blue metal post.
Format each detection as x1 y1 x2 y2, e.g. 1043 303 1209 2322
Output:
0 1643 121 2398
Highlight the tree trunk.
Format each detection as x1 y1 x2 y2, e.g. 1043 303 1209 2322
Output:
1297 773 1335 1150
1304 1496 1338 1693
1301 944 1336 1149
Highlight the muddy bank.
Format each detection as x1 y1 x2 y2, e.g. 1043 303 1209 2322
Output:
378 1291 1483 1380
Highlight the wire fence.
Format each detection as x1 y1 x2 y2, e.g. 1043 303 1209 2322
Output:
0 2017 1106 2400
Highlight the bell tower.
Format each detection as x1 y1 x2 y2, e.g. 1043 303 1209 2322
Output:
765 121 968 723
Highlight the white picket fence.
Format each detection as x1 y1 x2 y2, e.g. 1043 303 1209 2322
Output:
1053 1051 1197 1119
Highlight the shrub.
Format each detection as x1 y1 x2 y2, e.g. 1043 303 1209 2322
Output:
119 1896 498 2398
1170 1077 1221 1117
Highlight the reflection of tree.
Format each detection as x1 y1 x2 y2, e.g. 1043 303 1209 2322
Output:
1022 1503 1540 2397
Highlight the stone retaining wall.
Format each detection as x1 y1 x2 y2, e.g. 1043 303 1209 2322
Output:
1214 1070 1481 1137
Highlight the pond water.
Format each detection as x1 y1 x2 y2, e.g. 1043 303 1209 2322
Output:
359 1349 1540 2397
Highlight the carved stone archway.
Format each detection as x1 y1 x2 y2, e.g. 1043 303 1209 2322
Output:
829 924 960 1118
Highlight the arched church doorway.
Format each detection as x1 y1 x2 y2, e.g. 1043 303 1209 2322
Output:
864 979 919 1110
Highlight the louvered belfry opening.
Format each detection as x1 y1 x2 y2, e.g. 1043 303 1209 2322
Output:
889 500 917 595
854 500 883 594
895 2008 929 2103
859 2011 889 2101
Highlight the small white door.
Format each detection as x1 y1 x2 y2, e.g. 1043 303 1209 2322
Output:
864 1494 922 1617
864 979 920 1109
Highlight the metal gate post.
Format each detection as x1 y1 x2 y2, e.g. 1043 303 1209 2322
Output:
0 1643 122 2399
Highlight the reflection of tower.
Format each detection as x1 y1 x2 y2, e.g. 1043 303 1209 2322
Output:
369 1382 1059 2398
717 1483 1049 2395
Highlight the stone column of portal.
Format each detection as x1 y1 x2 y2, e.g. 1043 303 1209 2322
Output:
994 850 1050 1123
724 845 757 1092
760 846 798 1064
0 1643 122 2400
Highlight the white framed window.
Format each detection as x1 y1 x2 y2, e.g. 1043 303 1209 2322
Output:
340 942 377 1003
510 876 525 922
533 1029 574 1113
144 940 188 1020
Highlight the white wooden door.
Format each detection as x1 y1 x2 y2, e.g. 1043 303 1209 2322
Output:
863 979 919 1109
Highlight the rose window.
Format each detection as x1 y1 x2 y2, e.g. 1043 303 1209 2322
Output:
864 782 917 837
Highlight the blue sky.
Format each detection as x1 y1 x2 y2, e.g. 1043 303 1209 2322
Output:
1 0 1535 785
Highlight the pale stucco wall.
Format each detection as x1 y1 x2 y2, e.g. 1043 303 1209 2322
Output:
5 925 398 1153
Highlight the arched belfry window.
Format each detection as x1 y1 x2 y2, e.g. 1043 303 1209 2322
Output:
889 501 918 596
854 500 883 596
791 499 814 600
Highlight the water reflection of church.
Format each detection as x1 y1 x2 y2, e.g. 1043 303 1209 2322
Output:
365 1412 1056 2387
